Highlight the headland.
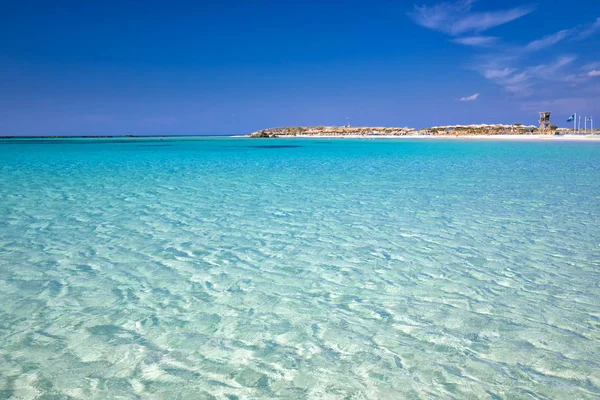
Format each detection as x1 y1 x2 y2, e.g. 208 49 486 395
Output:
248 125 600 140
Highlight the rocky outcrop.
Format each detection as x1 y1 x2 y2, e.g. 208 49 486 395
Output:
248 130 279 138
248 126 416 137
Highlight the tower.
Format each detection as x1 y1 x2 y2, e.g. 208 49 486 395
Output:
539 112 551 133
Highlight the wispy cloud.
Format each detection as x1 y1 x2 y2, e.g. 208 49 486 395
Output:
408 0 533 36
452 36 497 46
459 93 479 101
467 14 600 96
475 55 577 96
408 0 473 34
482 67 515 79
520 19 600 53
529 55 577 80
520 97 594 116
451 7 533 35
575 17 600 40
408 3 599 114
501 72 531 95
524 29 571 51
583 62 600 70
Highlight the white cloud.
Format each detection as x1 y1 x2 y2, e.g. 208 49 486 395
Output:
583 62 600 70
554 56 576 69
575 17 600 40
408 0 533 36
450 7 533 35
474 55 533 94
483 67 515 79
410 5 600 105
408 0 473 34
524 29 571 51
501 72 532 95
474 52 580 96
529 55 576 80
459 93 480 101
466 17 600 96
503 71 529 85
452 36 497 46
504 85 530 95
520 97 595 116
516 20 597 54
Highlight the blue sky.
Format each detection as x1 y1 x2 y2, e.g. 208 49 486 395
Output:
1 0 599 135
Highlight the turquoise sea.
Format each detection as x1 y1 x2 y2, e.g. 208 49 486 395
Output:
1 137 599 399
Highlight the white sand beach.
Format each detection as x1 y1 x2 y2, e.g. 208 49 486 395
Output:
273 134 600 141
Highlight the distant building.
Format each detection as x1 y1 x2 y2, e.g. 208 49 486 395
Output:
539 112 551 132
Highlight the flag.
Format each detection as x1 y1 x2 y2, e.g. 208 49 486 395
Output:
567 114 575 122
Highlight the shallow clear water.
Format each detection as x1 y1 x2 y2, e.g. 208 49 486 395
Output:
1 137 599 399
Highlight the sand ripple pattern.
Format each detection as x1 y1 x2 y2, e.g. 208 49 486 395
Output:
1 138 599 399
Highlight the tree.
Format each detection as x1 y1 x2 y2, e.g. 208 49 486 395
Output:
514 122 523 126
550 125 558 131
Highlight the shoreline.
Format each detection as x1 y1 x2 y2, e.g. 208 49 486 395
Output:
1 134 599 141
264 134 600 141
248 125 600 140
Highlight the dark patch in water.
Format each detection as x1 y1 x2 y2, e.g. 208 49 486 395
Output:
311 323 319 335
0 140 85 145
1 139 174 145
163 367 201 380
393 355 403 369
376 309 393 319
442 364 463 377
245 145 302 149
486 391 503 400
137 144 173 147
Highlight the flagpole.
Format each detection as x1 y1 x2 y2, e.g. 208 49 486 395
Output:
574 113 576 133
585 117 587 134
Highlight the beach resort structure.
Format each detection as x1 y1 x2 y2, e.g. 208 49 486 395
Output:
425 124 538 135
539 112 552 132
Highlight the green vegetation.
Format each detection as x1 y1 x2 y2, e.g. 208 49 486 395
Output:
283 126 308 136
430 127 447 133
